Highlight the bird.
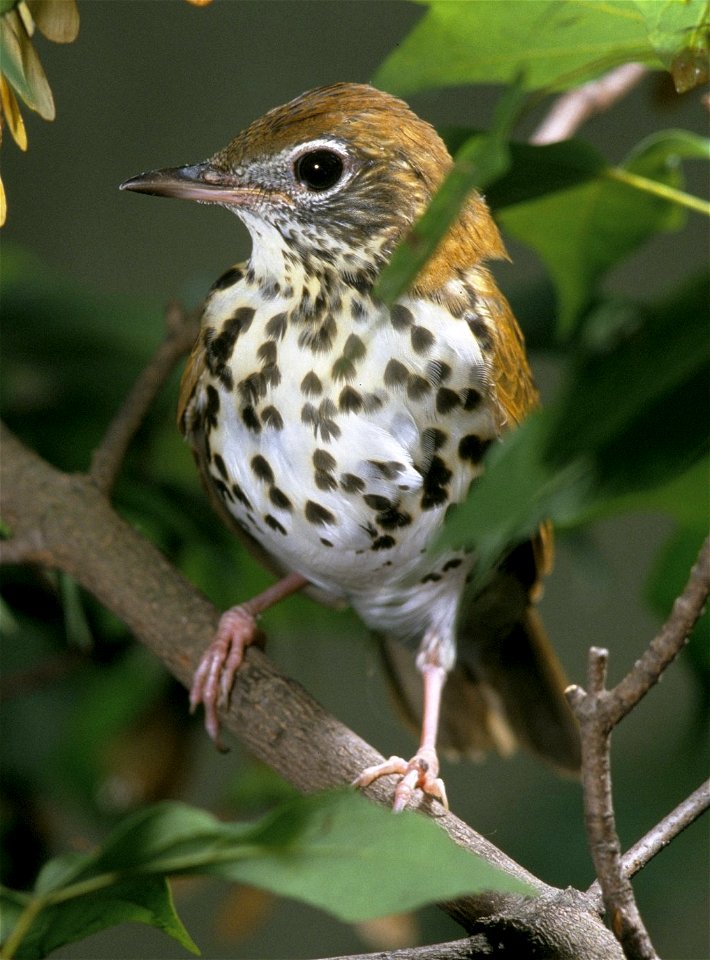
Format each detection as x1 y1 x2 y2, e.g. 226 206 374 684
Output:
121 82 580 811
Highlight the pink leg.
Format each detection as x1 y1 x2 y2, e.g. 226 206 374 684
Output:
190 571 308 747
355 660 449 812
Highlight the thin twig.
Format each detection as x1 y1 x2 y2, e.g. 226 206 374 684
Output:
317 936 489 960
607 535 710 726
587 778 710 908
567 536 710 960
89 301 200 496
568 651 659 960
530 63 647 144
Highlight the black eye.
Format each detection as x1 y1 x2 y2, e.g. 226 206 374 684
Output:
294 149 344 191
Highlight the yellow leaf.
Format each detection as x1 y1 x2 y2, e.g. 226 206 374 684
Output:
26 0 80 43
1 8 55 119
0 173 7 226
17 1 35 37
0 75 28 150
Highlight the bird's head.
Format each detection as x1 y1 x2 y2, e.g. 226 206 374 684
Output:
121 82 504 288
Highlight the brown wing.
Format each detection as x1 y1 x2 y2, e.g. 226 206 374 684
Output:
177 329 207 436
476 269 554 582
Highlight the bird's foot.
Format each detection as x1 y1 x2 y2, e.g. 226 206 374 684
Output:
189 605 263 749
353 746 448 813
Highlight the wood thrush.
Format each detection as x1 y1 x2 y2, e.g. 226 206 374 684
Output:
122 83 580 811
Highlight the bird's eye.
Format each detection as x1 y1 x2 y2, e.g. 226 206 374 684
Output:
294 149 345 192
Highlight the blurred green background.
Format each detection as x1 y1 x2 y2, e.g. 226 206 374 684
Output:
1 2 708 958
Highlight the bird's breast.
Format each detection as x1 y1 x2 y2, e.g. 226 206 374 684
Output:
186 270 499 600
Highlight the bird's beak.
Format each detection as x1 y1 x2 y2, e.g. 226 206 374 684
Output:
120 162 254 206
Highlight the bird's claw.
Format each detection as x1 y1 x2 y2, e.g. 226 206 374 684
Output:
353 748 448 812
189 605 260 748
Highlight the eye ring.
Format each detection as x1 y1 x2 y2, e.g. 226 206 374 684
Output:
294 149 345 192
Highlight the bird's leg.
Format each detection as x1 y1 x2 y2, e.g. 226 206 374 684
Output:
190 571 308 747
355 642 449 813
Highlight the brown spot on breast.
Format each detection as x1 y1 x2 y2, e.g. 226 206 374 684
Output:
209 265 244 292
331 356 357 382
390 304 413 330
372 535 396 551
363 493 393 511
427 360 451 385
265 312 288 340
301 371 323 396
241 405 261 433
384 358 409 387
410 325 435 354
305 500 336 525
340 473 365 493
436 387 461 414
264 514 287 535
421 427 447 452
338 386 364 413
313 449 337 471
261 405 284 430
462 388 482 410
231 482 252 509
257 341 277 365
466 312 494 353
343 332 367 361
269 487 292 510
213 453 229 481
421 455 452 510
251 454 275 484
239 371 267 404
407 374 430 400
458 435 493 463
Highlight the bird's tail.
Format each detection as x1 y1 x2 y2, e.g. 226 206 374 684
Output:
379 575 581 774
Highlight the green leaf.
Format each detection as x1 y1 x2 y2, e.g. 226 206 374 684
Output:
206 790 535 921
599 455 709 527
375 0 666 95
0 8 54 118
548 274 710 476
2 793 535 957
374 78 526 304
631 0 710 91
498 129 697 333
1 878 199 960
437 413 593 581
481 138 606 210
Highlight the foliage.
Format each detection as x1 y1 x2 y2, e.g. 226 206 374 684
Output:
0 791 531 958
1 0 708 957
0 0 79 224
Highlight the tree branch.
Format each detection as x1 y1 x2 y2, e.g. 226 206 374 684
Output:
530 63 647 144
318 935 489 960
587 778 710 909
567 535 710 960
88 301 200 496
0 422 623 959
